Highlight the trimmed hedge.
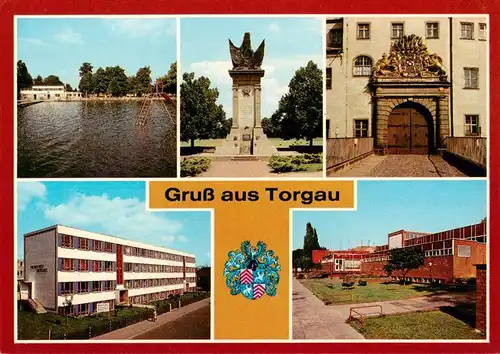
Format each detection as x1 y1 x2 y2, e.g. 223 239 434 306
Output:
181 157 211 177
268 153 322 173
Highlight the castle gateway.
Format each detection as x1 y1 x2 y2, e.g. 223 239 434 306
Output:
370 35 451 155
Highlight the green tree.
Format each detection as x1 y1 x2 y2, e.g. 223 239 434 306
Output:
33 75 44 86
43 75 64 86
79 72 93 96
64 83 73 92
385 247 425 285
92 67 108 95
261 116 280 138
79 62 93 77
157 61 177 94
127 75 138 95
135 66 152 96
17 60 33 98
180 72 226 147
303 222 321 258
105 66 128 97
272 61 323 146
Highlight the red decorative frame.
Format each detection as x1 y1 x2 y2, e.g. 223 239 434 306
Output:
0 0 498 352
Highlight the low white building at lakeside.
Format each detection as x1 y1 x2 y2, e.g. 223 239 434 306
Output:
20 86 82 101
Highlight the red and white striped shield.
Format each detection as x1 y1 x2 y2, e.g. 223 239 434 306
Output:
240 269 253 284
253 284 265 299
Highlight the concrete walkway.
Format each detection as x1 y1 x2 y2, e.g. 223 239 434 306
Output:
292 279 364 340
293 279 473 340
94 298 210 340
328 155 386 177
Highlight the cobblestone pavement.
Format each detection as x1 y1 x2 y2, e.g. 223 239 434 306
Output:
293 278 473 340
329 155 466 177
94 298 210 340
199 160 322 178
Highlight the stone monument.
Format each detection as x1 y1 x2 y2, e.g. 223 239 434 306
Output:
215 32 278 156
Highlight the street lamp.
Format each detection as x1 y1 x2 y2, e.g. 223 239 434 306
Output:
429 261 433 284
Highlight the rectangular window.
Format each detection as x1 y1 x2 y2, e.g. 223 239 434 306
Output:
460 22 474 39
125 263 132 272
80 303 89 314
326 67 332 90
62 258 74 271
93 260 102 272
92 281 102 292
391 22 404 39
464 115 480 136
104 242 113 253
79 238 89 250
104 281 113 291
426 22 439 39
464 68 479 89
79 282 89 293
105 261 114 272
328 29 343 47
79 259 89 271
61 234 73 248
353 119 369 138
60 282 74 295
93 240 103 252
357 23 370 39
479 23 487 40
457 245 471 257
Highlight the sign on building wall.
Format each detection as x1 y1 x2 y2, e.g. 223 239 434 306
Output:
389 234 403 249
20 290 29 300
96 302 110 313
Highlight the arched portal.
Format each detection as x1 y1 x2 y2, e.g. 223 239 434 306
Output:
387 101 434 154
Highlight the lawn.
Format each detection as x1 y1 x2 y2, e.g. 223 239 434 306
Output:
18 306 151 340
267 138 323 147
180 139 223 147
300 278 450 305
348 311 485 340
180 138 323 148
302 163 323 172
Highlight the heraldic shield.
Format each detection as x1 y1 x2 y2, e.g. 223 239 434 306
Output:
224 241 281 300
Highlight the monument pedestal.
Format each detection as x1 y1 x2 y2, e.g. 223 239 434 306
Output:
214 46 278 156
215 126 278 156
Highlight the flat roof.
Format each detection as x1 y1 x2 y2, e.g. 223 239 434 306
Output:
25 224 196 258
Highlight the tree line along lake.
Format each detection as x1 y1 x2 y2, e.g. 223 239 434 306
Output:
17 100 177 178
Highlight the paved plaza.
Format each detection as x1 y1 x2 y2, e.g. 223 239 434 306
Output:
328 155 466 177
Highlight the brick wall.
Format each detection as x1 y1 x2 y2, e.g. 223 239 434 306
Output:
361 256 454 283
475 264 487 333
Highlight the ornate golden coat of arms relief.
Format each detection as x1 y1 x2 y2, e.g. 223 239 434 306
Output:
373 34 447 79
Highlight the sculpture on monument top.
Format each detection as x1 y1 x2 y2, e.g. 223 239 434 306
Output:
229 32 265 70
372 34 447 79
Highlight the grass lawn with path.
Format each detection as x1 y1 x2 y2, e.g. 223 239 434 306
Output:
18 292 208 340
300 278 452 305
349 310 485 339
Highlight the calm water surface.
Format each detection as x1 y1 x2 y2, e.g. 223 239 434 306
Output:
18 101 176 177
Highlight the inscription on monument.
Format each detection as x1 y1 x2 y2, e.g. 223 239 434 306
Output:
239 87 254 129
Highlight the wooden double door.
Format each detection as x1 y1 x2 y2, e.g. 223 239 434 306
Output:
387 106 431 154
